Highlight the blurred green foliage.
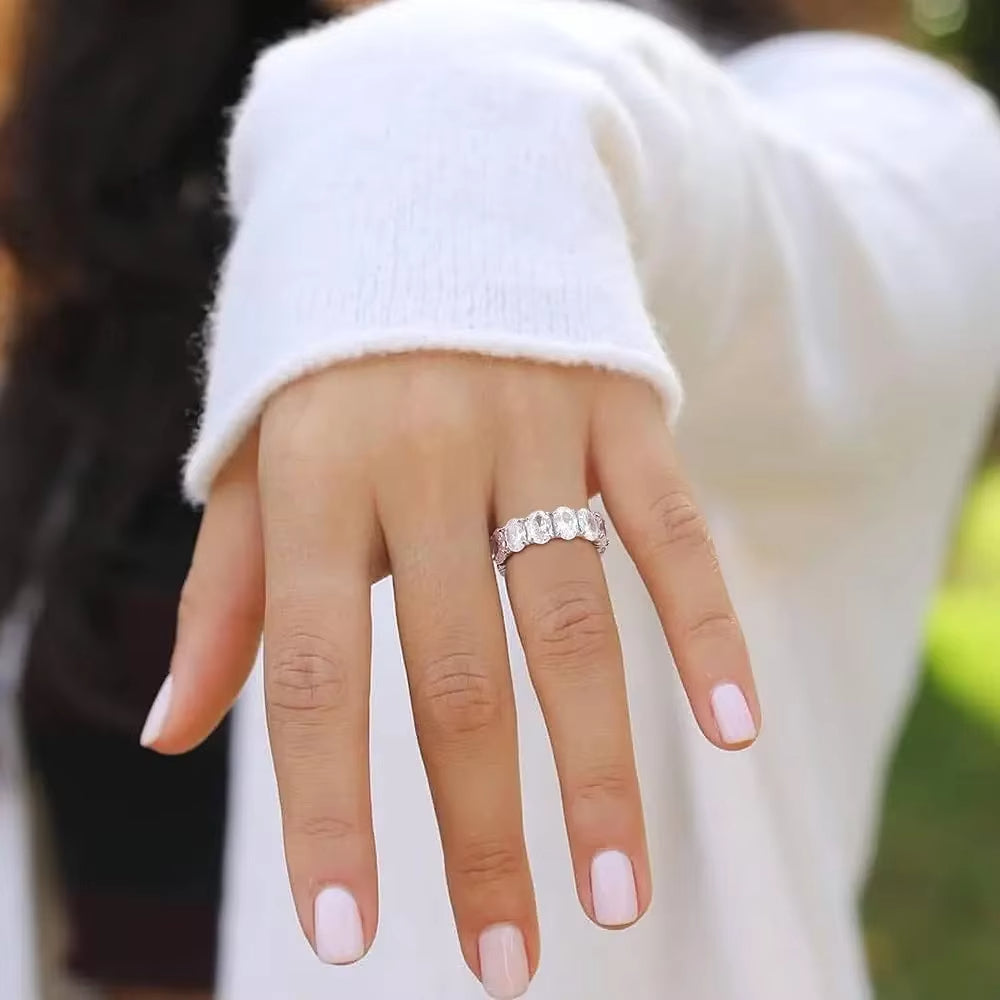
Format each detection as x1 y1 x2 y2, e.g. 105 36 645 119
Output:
861 11 999 995
926 470 1000 730
916 0 999 91
864 468 1000 997
954 0 1000 94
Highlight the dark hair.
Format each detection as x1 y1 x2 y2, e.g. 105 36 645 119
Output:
679 0 793 39
0 0 318 728
0 0 787 728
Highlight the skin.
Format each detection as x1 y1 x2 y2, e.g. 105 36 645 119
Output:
153 356 760 990
153 0 909 994
0 0 904 996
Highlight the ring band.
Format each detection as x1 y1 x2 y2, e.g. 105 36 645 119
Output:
491 507 608 575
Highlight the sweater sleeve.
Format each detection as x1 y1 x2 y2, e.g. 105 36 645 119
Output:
184 0 1000 500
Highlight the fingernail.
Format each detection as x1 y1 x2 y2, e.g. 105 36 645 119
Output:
478 923 530 999
314 886 365 965
139 675 173 748
591 850 639 927
710 683 757 746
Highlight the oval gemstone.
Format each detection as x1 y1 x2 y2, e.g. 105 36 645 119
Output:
492 528 510 564
553 506 579 541
578 508 600 542
593 512 609 551
525 510 554 545
505 518 528 553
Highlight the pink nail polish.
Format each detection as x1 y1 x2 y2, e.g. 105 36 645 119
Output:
591 850 639 927
314 886 365 965
478 924 530 999
139 675 173 747
710 683 757 746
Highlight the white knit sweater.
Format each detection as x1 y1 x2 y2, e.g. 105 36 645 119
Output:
5 1 999 998
187 0 999 502
196 7 1000 997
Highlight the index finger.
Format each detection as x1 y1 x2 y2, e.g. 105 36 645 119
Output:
258 411 380 966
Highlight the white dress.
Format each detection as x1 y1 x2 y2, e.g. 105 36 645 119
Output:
3 1 999 997
187 3 1000 998
189 5 1000 996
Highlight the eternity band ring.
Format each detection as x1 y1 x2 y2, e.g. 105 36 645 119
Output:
491 507 609 576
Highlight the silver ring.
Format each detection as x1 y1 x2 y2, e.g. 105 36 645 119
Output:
491 507 608 576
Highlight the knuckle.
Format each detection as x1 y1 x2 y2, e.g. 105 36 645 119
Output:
685 609 743 647
384 403 481 486
417 650 504 740
392 378 479 453
288 813 358 844
645 490 712 557
528 581 616 672
267 632 353 717
176 579 204 633
567 764 636 828
405 403 470 444
261 382 328 469
495 371 550 425
451 839 526 887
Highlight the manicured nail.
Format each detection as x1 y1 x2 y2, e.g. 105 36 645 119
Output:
139 675 173 748
710 683 757 746
478 924 529 999
314 886 365 965
590 850 639 927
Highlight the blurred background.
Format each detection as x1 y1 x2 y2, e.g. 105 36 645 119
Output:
863 455 1000 1000
860 6 1000 999
0 0 997 997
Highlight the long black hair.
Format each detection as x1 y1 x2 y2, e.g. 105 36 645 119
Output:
0 0 789 729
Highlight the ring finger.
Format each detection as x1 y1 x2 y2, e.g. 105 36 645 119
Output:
496 461 650 930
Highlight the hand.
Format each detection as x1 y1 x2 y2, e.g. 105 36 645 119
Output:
144 354 759 997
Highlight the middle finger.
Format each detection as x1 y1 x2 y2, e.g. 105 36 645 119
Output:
382 468 537 1000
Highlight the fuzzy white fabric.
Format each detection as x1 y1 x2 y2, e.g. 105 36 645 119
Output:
187 3 1000 503
198 6 1000 998
4 0 999 997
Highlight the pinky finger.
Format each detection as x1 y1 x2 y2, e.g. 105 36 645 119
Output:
593 385 760 751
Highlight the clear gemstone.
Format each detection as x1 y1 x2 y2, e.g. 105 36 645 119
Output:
593 512 609 552
578 508 600 542
525 510 553 545
492 527 510 564
553 506 579 541
504 518 528 553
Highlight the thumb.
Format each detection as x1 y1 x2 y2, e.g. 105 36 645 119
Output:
141 432 264 754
